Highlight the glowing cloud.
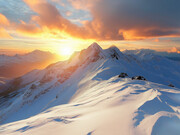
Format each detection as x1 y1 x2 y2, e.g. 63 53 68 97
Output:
1 0 180 40
0 27 12 38
168 47 180 53
0 13 11 38
69 0 180 40
0 13 10 26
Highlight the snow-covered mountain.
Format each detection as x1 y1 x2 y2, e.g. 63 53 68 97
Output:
123 49 180 62
0 43 180 135
0 50 59 79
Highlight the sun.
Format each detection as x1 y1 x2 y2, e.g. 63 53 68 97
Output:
59 46 74 57
54 38 95 60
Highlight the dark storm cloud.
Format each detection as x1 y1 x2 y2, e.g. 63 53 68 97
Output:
70 0 180 39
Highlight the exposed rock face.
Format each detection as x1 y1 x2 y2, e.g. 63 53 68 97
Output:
132 76 147 81
168 84 175 87
118 73 129 78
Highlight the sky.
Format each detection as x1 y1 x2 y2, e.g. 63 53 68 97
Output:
1 0 180 57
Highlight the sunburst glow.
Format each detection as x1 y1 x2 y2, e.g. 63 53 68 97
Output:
59 46 74 57
53 38 95 60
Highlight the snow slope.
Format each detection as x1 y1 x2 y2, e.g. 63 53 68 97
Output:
0 43 180 135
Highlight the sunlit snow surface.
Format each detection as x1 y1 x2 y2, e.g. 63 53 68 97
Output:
0 43 180 135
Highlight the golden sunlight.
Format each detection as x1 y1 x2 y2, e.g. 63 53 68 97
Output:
59 46 74 57
52 38 95 60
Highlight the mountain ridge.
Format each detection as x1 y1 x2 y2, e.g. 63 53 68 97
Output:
0 43 180 135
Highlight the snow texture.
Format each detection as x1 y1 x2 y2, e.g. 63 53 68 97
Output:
0 43 180 135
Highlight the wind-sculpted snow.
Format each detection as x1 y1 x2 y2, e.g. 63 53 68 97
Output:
0 43 180 135
0 75 180 135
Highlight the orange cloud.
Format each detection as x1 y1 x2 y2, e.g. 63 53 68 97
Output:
168 47 180 53
68 0 99 10
17 0 85 39
65 11 72 16
0 27 12 38
0 13 10 26
14 0 104 40
0 0 154 40
1 0 180 41
68 0 180 40
154 38 159 42
0 13 12 38
17 20 42 36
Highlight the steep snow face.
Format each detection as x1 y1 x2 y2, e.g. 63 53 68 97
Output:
0 43 180 135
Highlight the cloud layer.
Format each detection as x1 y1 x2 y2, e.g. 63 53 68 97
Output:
70 0 180 40
1 0 180 40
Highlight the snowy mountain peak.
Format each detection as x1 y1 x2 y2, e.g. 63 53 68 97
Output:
84 42 103 58
108 45 120 52
78 45 101 63
81 43 125 61
88 42 103 51
28 50 47 55
105 45 124 59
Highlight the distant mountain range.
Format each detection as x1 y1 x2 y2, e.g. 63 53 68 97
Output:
0 50 59 79
123 49 180 62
